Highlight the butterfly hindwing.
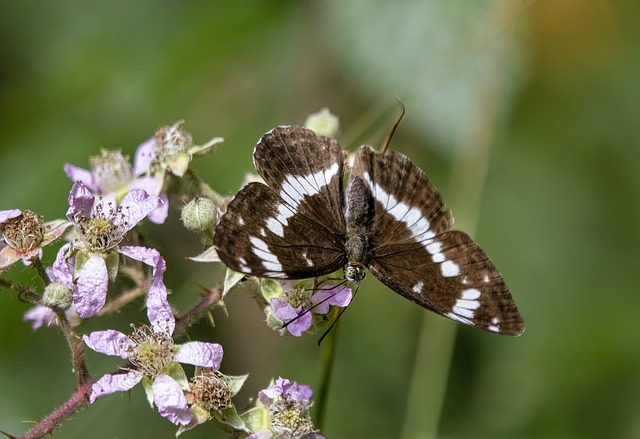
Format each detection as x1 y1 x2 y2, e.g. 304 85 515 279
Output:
349 145 524 335
368 231 524 335
213 126 348 279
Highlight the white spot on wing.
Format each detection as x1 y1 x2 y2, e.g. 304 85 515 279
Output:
462 288 481 300
249 236 282 272
441 260 460 277
301 251 313 267
446 312 473 326
412 282 424 294
362 172 435 241
280 163 339 210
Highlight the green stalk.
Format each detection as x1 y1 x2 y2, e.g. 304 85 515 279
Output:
400 15 516 438
315 321 339 431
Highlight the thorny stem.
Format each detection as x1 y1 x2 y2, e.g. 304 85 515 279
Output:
18 381 93 439
174 287 222 335
18 313 93 439
31 259 50 286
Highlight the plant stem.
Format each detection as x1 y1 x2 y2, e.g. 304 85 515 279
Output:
315 320 338 431
400 6 517 436
32 258 50 286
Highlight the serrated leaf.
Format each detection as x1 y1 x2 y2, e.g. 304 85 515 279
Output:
240 405 270 433
221 373 249 397
104 250 119 282
213 406 251 434
141 376 155 407
165 362 190 391
223 268 244 297
73 250 91 280
260 278 283 302
189 246 221 263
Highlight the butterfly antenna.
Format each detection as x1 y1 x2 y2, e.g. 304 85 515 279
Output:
318 284 360 345
379 97 406 155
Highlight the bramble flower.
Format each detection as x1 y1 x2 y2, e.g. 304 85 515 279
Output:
245 377 323 439
135 120 223 180
65 147 169 224
268 284 352 336
83 294 224 426
176 368 249 436
53 181 163 318
0 209 70 269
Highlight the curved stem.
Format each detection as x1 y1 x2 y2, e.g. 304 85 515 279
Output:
32 259 50 286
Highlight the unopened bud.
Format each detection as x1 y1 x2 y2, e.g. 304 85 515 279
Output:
182 197 217 232
42 282 73 311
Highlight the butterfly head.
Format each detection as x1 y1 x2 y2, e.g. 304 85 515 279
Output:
344 262 366 285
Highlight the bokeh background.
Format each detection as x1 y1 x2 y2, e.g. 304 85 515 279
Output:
1 1 639 438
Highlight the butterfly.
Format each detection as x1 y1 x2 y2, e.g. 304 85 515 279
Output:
213 126 524 335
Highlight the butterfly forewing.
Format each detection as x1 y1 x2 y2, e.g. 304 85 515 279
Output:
349 145 524 336
213 126 348 279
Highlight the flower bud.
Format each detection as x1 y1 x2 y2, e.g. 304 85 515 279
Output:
304 108 340 138
42 282 73 311
181 197 217 232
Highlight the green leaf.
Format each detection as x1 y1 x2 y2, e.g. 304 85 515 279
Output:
222 268 245 297
260 278 283 302
165 362 190 391
73 250 91 280
104 250 119 282
141 376 155 408
240 405 270 434
221 373 249 397
213 405 251 434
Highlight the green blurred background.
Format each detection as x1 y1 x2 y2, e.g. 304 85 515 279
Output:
1 1 639 438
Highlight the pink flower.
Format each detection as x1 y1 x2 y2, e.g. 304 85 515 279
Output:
84 294 223 426
54 181 165 318
271 285 352 336
0 209 70 269
64 144 169 224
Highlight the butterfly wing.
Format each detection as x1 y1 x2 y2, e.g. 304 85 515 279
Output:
214 126 347 279
349 146 524 335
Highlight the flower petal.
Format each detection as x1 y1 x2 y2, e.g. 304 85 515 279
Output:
118 189 160 232
310 285 352 314
0 246 21 269
90 370 143 403
271 299 312 337
0 209 21 224
146 191 168 224
174 342 223 369
23 305 57 330
51 243 74 288
74 253 108 318
119 246 174 334
64 164 99 192
41 219 72 246
66 181 95 221
133 137 156 177
129 175 160 197
152 374 192 425
83 329 134 358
